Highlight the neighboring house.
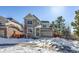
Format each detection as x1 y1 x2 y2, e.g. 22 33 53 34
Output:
24 13 53 38
0 16 24 38
6 18 24 38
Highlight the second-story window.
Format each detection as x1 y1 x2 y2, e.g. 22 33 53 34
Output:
0 23 3 26
43 25 47 28
27 21 32 24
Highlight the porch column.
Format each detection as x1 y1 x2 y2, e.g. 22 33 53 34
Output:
34 28 36 37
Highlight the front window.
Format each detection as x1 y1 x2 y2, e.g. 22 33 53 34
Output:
27 21 32 24
0 23 4 26
28 28 32 33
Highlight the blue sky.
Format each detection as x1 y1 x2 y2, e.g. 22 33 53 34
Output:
0 6 79 27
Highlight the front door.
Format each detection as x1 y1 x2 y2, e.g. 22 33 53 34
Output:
36 28 40 37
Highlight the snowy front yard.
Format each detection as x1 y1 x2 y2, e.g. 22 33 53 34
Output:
0 43 56 53
0 38 79 53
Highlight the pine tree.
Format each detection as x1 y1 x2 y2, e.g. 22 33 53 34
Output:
71 10 79 37
63 26 71 39
51 16 71 38
50 21 58 37
55 16 65 36
50 21 57 32
51 16 67 37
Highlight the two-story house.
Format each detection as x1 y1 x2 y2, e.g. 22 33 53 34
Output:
24 13 53 38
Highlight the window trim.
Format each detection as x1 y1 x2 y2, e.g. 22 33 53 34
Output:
27 21 32 24
27 27 33 33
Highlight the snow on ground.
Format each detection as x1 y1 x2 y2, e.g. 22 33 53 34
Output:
0 38 32 44
0 44 57 53
0 37 79 53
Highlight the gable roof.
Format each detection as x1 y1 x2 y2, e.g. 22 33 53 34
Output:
24 13 35 19
24 13 40 21
32 15 40 21
6 18 23 27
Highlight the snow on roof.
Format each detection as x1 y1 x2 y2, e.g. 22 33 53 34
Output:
7 18 23 27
